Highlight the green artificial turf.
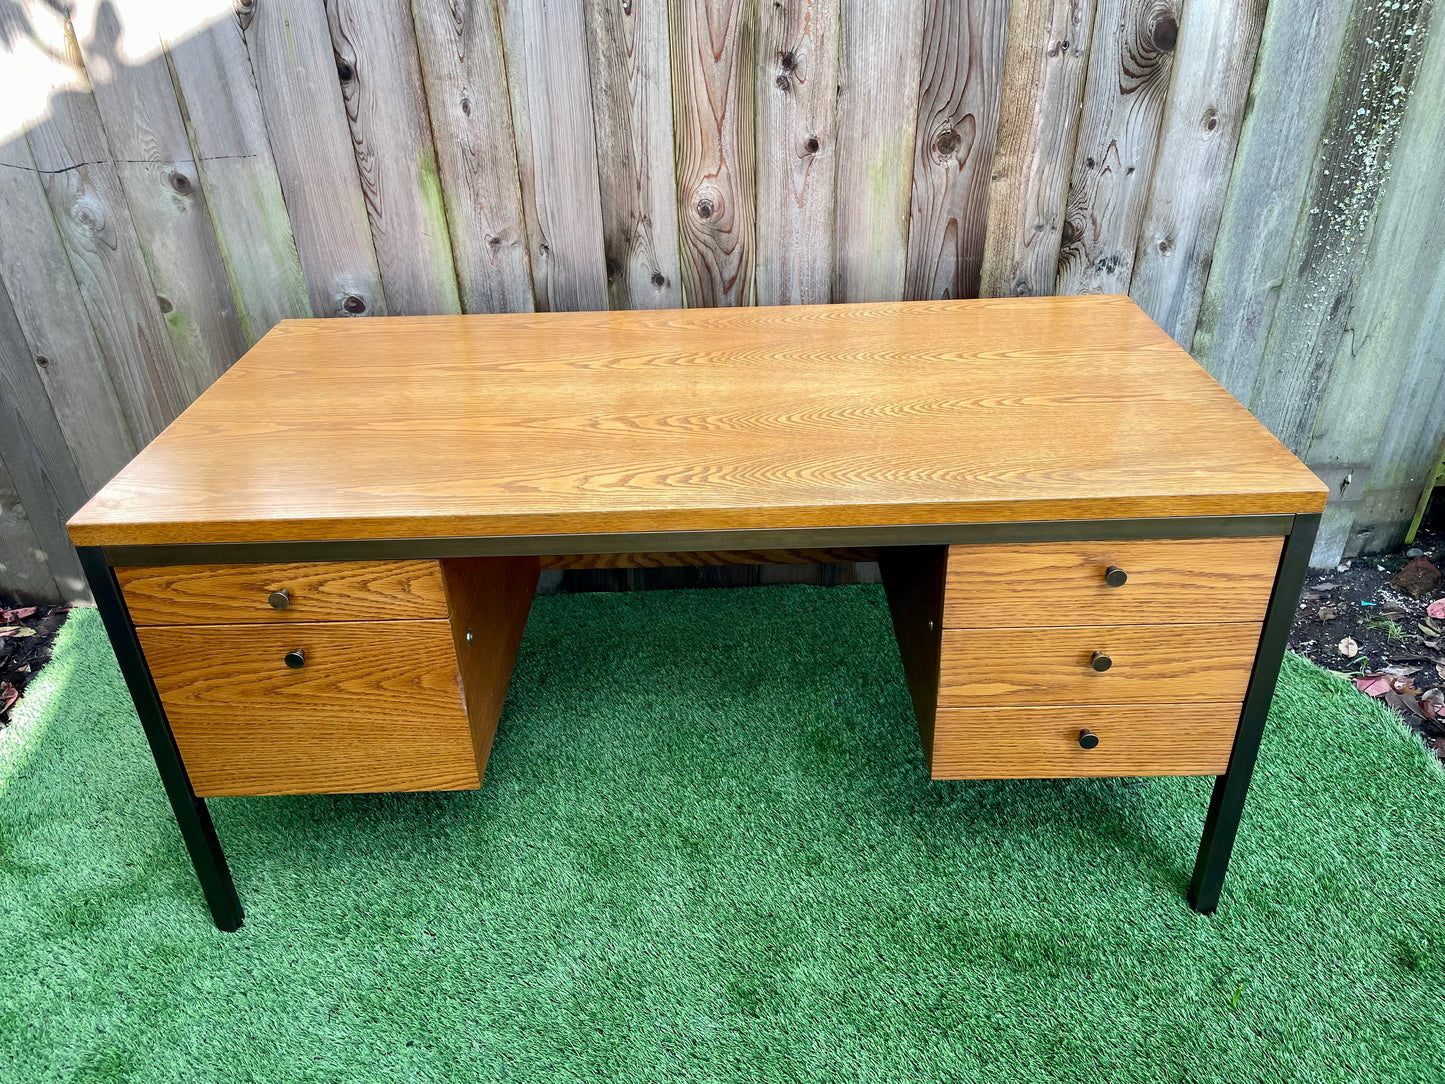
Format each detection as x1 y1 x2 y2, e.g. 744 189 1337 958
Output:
3 588 1445 1083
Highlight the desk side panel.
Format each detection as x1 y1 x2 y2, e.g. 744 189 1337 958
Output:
441 555 541 783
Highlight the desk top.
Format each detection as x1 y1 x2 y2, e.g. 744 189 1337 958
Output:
67 296 1326 548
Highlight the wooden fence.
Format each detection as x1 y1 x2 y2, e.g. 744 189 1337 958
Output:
1 0 1442 604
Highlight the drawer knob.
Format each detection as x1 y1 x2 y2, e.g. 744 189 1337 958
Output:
1104 566 1128 587
1090 650 1112 672
268 588 291 610
284 648 306 669
1078 729 1100 750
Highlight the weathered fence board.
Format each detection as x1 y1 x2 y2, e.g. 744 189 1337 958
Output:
0 142 136 491
584 0 683 310
670 0 756 307
242 0 386 318
0 456 56 605
1346 285 1445 558
0 282 89 601
833 0 927 302
1240 0 1435 455
326 0 461 316
411 0 535 315
160 0 312 343
1189 0 1355 403
20 9 189 441
1306 10 1445 563
977 0 1095 298
754 0 841 306
1054 0 1179 296
498 0 610 313
1129 0 1266 346
904 0 1010 302
72 0 243 390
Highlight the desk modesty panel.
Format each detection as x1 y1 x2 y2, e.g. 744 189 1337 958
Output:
68 297 1328 932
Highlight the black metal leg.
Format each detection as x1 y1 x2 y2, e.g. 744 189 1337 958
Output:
78 547 244 931
1188 513 1320 914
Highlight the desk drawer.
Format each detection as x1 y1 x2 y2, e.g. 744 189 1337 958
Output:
930 705 1238 778
938 623 1258 707
137 619 479 796
118 561 449 625
943 537 1281 628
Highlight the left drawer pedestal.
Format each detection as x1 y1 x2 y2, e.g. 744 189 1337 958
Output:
118 557 539 797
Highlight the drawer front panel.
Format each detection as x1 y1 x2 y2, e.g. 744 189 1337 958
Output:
943 537 1282 628
138 620 477 796
930 705 1238 779
119 560 448 625
938 623 1259 707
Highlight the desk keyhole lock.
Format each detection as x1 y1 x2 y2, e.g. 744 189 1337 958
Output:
268 588 290 610
284 648 305 669
1091 650 1112 672
1104 566 1128 587
1078 729 1100 750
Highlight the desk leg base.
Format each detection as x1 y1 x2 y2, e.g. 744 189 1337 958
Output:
79 547 244 932
1186 513 1318 914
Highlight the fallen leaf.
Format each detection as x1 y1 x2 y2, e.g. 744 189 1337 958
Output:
1339 637 1359 658
1422 689 1445 721
1355 674 1394 697
1429 598 1445 620
1392 557 1442 598
1382 665 1421 676
1313 582 1339 591
1385 690 1426 718
0 606 36 622
1318 605 1338 621
1381 696 1427 722
1439 662 1445 681
0 627 35 638
0 681 16 712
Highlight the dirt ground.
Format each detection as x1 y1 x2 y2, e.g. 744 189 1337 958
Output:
0 603 70 729
1288 519 1445 756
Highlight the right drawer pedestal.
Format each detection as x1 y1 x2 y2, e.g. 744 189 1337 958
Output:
883 535 1285 780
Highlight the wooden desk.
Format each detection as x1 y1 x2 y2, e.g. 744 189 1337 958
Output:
67 296 1327 930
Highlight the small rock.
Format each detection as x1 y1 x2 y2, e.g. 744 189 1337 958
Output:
1391 556 1442 598
1318 604 1338 621
1338 561 1352 572
1407 547 1425 558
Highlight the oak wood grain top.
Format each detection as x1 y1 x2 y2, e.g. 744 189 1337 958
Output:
68 296 1327 547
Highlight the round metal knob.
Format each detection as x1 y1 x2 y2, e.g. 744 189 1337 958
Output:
1104 566 1128 587
268 588 291 610
1091 650 1112 672
1078 729 1100 750
284 648 305 669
